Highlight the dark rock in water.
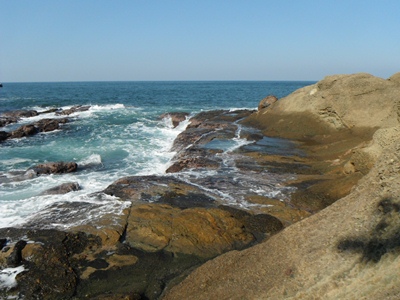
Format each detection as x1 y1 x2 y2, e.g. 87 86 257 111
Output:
165 148 220 173
160 112 190 128
41 182 80 195
0 238 8 251
38 108 59 115
31 161 78 175
34 117 69 132
3 109 39 118
1 118 69 141
10 124 38 138
258 95 278 111
0 131 11 141
0 116 18 127
0 228 100 300
6 240 27 267
104 175 216 208
167 109 255 172
56 105 91 116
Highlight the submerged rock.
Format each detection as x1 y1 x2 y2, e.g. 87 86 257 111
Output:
41 182 80 195
56 105 91 116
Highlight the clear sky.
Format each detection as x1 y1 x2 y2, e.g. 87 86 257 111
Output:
1 0 399 82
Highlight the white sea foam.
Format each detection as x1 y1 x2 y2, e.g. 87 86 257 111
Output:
0 266 26 290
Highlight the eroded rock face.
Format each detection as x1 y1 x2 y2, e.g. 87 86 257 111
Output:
30 161 78 175
258 95 278 111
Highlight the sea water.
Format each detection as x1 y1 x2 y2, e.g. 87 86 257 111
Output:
0 81 313 228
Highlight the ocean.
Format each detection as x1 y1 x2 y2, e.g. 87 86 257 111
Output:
0 81 313 229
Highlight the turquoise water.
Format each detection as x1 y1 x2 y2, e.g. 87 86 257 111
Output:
0 81 313 228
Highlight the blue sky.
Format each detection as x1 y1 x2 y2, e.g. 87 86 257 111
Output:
1 1 399 82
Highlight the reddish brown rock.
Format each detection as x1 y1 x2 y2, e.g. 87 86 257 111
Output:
31 162 78 175
10 124 38 138
160 112 190 128
258 95 278 111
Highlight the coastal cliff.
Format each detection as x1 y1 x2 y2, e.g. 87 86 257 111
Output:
163 72 400 299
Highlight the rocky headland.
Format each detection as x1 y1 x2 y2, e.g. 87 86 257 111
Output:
1 72 400 299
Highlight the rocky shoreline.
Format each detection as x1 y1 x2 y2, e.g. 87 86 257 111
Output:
1 72 400 299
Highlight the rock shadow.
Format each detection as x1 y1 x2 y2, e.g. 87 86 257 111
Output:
337 197 400 262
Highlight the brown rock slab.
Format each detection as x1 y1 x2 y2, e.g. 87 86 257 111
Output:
126 204 255 258
30 161 78 175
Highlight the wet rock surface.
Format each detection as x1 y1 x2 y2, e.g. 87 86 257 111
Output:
41 182 80 195
30 161 78 175
55 105 91 116
0 173 283 299
159 112 190 128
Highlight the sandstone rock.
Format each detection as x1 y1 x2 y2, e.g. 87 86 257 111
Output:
126 204 255 258
160 112 190 128
258 95 278 111
249 73 400 131
164 74 400 300
41 182 80 195
31 161 78 175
